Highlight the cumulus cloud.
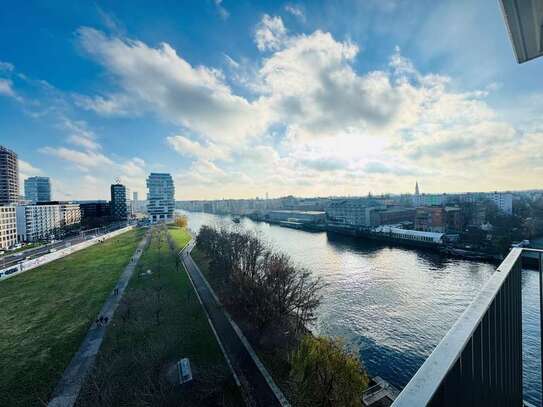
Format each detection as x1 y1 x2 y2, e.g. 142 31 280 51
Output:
72 18 543 198
167 135 228 161
76 27 270 144
254 15 288 51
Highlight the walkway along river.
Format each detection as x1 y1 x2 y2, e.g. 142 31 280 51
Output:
179 210 542 405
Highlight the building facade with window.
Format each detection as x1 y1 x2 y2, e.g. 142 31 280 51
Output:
60 203 81 226
16 204 61 242
0 205 17 250
0 145 19 204
110 183 128 220
146 173 175 222
24 176 51 202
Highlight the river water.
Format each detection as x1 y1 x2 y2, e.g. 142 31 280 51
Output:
179 210 541 404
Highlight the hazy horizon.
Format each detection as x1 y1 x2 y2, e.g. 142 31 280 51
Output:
2 0 542 201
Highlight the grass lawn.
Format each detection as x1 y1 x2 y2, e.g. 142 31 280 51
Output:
168 224 192 251
77 226 242 406
0 228 145 407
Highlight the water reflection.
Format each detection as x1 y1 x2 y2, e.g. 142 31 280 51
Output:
180 210 540 405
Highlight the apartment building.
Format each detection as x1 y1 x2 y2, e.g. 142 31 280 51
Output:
0 205 17 250
16 204 61 242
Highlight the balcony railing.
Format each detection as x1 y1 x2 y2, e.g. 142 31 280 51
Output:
392 248 542 406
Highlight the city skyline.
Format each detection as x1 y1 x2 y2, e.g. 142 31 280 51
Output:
1 1 543 201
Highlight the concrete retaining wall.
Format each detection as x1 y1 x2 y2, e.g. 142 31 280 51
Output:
0 226 134 281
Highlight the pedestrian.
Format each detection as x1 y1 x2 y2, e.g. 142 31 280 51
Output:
99 316 104 324
95 318 100 327
104 316 109 324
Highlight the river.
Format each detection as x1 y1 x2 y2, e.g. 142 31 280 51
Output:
179 210 541 405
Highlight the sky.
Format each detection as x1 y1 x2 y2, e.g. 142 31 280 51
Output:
1 0 542 201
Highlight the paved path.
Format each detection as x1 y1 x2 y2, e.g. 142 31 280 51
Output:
180 240 288 407
48 231 150 407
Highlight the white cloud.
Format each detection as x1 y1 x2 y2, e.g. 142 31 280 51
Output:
0 61 14 72
40 146 113 171
61 118 102 150
76 27 271 144
284 4 305 22
70 19 543 198
167 135 228 161
214 0 230 20
254 15 288 51
0 79 19 100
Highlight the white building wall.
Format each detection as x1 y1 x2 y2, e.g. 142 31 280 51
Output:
0 205 17 250
17 204 62 242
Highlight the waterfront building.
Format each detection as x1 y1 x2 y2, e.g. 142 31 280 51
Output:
146 173 175 222
326 198 383 228
16 204 61 242
373 225 444 245
369 207 416 227
110 183 128 220
415 207 446 233
266 210 325 224
0 205 17 250
0 145 19 204
24 176 51 202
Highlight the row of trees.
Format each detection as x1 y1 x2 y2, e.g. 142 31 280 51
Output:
197 225 323 336
196 225 370 405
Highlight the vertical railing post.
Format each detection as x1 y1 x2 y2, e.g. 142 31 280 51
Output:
539 251 543 400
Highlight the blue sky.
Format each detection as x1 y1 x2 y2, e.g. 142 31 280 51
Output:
1 0 542 200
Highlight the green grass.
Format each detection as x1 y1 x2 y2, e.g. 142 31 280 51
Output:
0 228 145 407
77 226 242 406
168 224 192 251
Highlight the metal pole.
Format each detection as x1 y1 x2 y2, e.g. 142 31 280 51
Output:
540 251 543 402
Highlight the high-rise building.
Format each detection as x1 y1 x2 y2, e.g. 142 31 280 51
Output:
0 205 17 250
146 173 175 222
0 145 19 204
110 183 128 220
133 191 138 202
24 176 51 202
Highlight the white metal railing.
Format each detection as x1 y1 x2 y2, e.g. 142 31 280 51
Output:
393 248 542 406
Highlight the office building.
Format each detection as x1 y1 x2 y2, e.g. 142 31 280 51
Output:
16 204 61 242
24 176 51 202
79 201 111 220
0 145 19 204
133 191 138 201
110 183 128 220
0 205 17 250
146 173 175 222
